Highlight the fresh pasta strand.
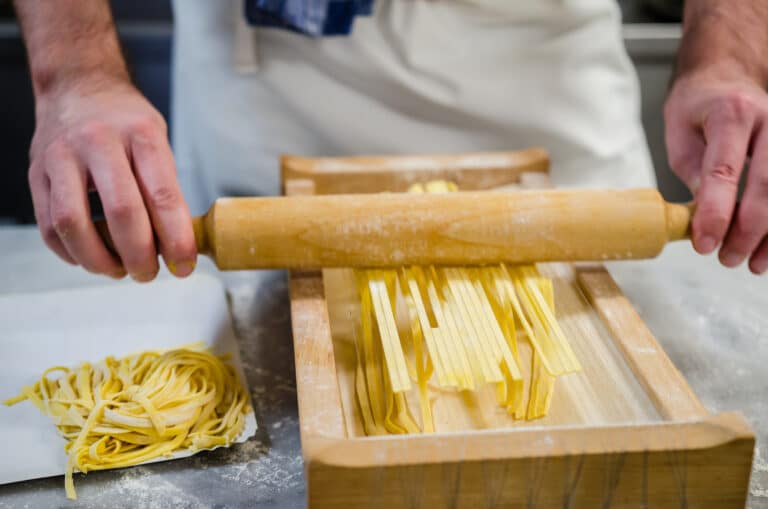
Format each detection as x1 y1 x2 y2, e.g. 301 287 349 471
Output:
4 346 251 500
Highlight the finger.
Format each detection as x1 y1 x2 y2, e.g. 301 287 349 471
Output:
44 146 125 276
748 236 768 275
691 111 753 254
79 130 158 282
28 158 77 265
720 127 768 267
130 127 197 278
664 113 706 192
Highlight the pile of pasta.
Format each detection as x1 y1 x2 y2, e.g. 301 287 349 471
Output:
353 181 582 435
4 346 251 499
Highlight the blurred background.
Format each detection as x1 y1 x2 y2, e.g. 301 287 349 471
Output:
0 0 687 224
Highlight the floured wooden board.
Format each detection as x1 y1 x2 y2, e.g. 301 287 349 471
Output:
284 149 754 508
0 273 257 487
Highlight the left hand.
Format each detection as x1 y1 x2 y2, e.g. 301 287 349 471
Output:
664 67 768 275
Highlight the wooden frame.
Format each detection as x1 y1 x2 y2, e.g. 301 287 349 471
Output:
281 147 550 195
284 149 754 508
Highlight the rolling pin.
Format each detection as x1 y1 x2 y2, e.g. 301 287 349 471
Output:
95 188 692 270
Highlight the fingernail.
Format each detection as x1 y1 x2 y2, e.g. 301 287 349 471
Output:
750 259 768 275
131 272 156 283
169 260 195 277
688 176 701 193
720 251 744 268
110 268 127 279
697 235 718 254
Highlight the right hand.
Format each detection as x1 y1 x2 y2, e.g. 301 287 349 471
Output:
665 67 768 274
28 74 196 282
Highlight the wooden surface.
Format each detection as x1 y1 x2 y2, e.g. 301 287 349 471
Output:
285 178 348 441
577 265 709 421
304 412 753 508
289 273 347 440
284 150 754 508
281 148 550 194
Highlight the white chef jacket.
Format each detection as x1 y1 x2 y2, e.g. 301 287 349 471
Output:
171 0 655 214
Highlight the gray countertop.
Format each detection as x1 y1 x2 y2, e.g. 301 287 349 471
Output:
0 226 766 508
0 228 304 509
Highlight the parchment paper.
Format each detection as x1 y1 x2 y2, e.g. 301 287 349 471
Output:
0 273 258 486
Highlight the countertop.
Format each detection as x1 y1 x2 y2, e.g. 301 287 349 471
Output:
2 2 762 508
0 227 304 509
0 227 766 508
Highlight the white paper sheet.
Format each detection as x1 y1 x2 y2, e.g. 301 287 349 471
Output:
0 273 258 485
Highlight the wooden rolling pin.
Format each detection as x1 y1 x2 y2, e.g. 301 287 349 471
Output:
96 188 692 270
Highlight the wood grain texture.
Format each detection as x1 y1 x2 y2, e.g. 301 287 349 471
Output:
304 413 753 509
286 178 347 441
193 188 689 269
283 150 754 509
289 273 347 440
281 148 550 194
576 265 709 421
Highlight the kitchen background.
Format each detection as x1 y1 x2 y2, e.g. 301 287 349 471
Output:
0 0 689 224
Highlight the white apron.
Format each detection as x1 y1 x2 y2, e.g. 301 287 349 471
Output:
171 0 655 214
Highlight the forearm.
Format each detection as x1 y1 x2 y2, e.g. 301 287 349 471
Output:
13 0 129 99
675 1 768 85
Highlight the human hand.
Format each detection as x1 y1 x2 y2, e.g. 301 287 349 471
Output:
28 74 196 281
664 68 768 274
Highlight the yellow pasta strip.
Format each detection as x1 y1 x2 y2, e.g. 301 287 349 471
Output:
355 271 387 427
422 268 474 389
354 360 382 435
500 265 565 376
526 275 559 419
351 313 387 436
393 393 421 434
382 370 407 434
519 267 581 372
479 270 526 414
400 268 452 386
468 269 522 381
527 346 556 420
443 268 503 383
368 272 411 393
408 298 435 432
3 391 30 407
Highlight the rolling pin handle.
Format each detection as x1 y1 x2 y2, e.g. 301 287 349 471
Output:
665 201 695 241
94 216 210 263
192 216 209 255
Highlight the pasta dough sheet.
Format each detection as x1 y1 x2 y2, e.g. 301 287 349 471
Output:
0 273 258 489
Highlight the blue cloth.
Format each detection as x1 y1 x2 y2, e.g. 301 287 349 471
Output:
245 0 374 37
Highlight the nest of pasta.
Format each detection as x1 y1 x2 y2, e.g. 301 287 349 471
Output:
4 345 251 499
